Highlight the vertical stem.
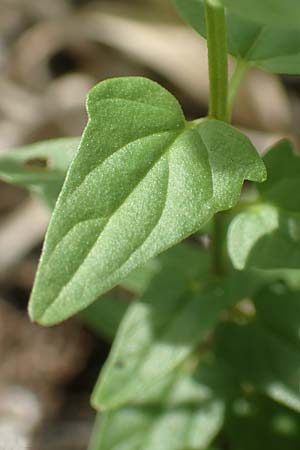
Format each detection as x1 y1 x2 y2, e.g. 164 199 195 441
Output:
204 0 228 122
204 0 228 274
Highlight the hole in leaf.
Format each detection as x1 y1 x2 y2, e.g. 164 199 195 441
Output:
25 157 50 171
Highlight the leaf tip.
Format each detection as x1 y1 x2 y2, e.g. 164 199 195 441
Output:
28 301 45 326
28 295 58 327
91 391 108 413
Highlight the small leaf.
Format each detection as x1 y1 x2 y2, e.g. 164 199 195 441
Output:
0 138 79 208
174 1 300 74
91 246 233 410
228 204 300 270
89 364 227 450
228 141 300 271
215 286 300 412
29 77 265 325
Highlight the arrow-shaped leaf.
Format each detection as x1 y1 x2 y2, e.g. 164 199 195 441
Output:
29 77 266 325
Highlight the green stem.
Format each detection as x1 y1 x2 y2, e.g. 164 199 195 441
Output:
204 0 228 275
204 0 228 122
227 58 248 120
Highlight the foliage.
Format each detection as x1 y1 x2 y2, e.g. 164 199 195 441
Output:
28 78 265 325
1 1 300 449
228 140 300 272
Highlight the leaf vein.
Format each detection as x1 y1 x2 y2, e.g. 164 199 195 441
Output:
67 129 180 199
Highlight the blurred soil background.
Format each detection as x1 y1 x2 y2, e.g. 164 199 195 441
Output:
0 0 300 449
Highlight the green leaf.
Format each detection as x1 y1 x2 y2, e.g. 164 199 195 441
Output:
29 77 265 325
228 204 300 270
173 0 207 38
0 138 79 208
225 394 300 450
246 29 300 74
222 0 300 28
215 286 300 412
173 1 300 74
228 141 300 271
89 364 228 450
92 248 234 411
